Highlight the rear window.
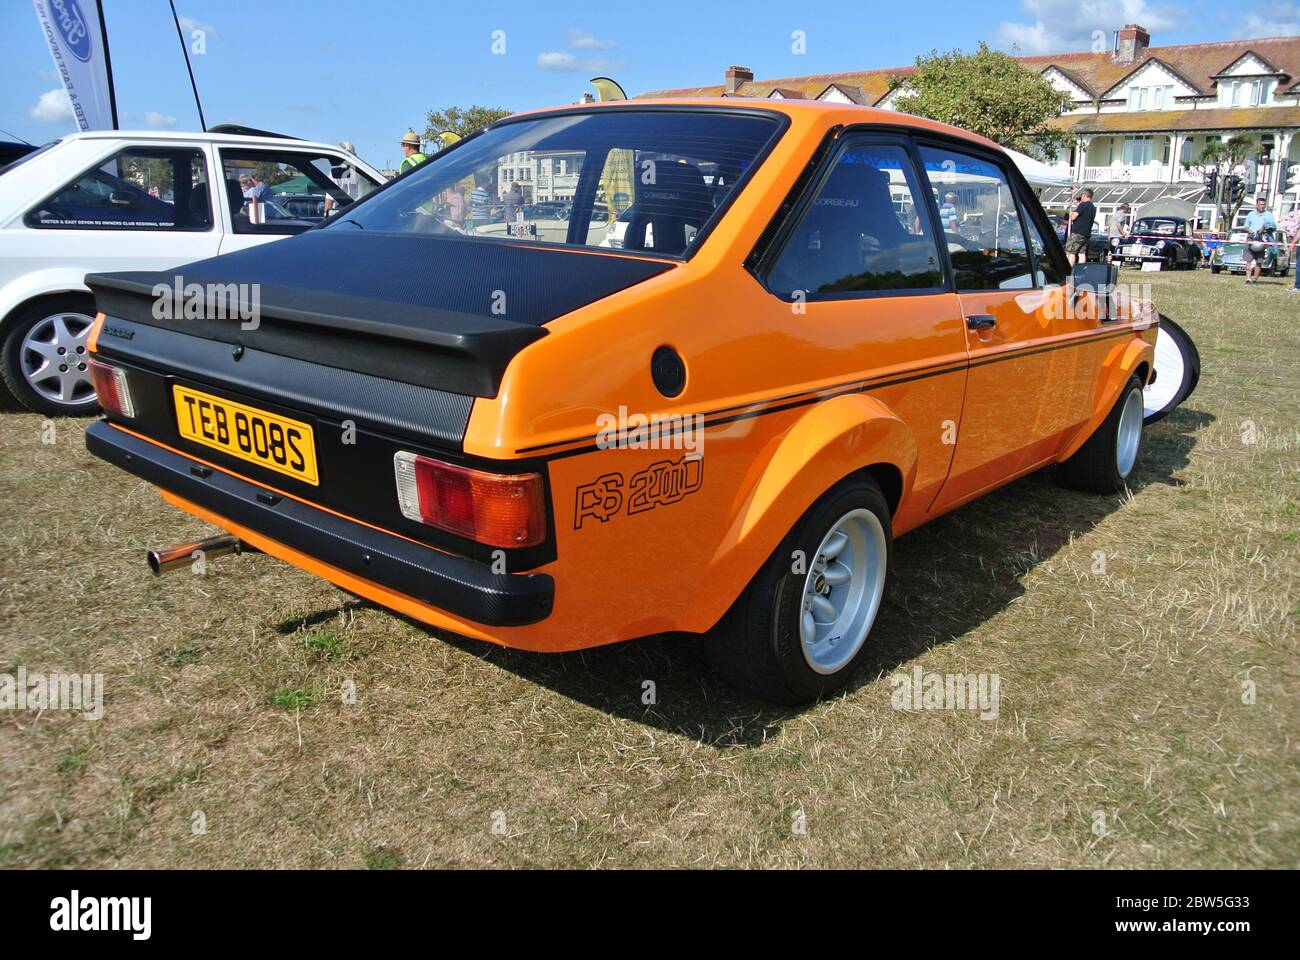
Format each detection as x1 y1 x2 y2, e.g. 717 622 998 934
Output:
330 110 782 258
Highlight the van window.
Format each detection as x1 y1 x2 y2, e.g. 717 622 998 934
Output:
767 143 944 296
917 146 1034 291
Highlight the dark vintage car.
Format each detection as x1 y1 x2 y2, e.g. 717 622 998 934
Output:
1112 216 1201 269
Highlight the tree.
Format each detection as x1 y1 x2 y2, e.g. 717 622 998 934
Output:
891 44 1072 157
1184 134 1259 230
423 105 512 144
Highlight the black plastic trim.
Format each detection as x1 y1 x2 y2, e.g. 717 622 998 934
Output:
86 421 554 626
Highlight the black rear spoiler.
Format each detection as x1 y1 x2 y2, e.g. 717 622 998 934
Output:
87 272 544 398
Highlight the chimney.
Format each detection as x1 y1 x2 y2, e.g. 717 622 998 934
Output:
1116 24 1150 64
725 65 753 95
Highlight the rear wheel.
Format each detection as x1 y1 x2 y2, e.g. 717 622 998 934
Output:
1059 375 1144 494
1 295 100 415
705 476 892 704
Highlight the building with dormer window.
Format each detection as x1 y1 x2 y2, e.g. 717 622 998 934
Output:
642 27 1300 231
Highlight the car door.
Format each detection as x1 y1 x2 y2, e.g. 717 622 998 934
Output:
18 141 221 280
916 142 1097 511
760 135 968 532
214 146 379 255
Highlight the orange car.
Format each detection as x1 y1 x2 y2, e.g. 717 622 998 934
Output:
84 100 1156 703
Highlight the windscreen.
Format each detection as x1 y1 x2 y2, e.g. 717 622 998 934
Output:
329 110 782 258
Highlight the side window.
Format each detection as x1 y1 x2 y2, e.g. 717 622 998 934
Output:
917 146 1034 291
767 143 944 296
1023 211 1066 286
25 147 212 231
218 149 382 233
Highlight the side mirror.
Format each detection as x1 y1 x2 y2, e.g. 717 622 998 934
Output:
1068 262 1120 322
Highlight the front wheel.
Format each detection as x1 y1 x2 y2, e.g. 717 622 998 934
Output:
1 295 101 415
1059 375 1144 494
705 477 892 704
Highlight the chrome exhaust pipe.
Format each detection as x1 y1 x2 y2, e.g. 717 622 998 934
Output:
147 534 247 576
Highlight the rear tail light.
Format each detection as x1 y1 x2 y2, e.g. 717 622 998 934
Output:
89 359 135 418
393 452 546 549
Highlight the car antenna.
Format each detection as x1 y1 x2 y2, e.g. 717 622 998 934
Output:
168 0 207 132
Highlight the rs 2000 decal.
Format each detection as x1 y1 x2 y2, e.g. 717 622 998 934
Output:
574 454 703 529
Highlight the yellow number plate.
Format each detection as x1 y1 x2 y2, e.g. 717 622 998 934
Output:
172 385 319 485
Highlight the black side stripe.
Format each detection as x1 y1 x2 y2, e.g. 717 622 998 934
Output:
522 326 1144 459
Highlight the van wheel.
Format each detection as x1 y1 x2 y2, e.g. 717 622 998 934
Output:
1059 375 1144 494
705 477 892 704
1 295 100 416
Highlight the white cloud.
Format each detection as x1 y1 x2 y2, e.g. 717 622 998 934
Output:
178 16 218 39
992 0 1183 55
30 88 73 124
537 51 624 72
568 28 616 49
538 51 578 70
144 111 177 128
1235 3 1300 37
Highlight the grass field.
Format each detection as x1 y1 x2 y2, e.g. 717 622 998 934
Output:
0 269 1296 868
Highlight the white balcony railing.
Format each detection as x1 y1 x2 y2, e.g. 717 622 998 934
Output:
1079 164 1206 184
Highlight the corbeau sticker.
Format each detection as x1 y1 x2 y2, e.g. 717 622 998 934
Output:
574 454 703 529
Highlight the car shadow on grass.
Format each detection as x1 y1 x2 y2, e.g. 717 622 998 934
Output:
321 405 1213 747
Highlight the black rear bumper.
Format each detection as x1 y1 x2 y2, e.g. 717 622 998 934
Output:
86 421 554 627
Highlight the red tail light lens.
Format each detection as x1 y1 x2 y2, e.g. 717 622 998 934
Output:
394 452 546 549
89 359 135 418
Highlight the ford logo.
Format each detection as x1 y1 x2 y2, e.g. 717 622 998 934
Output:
50 0 92 62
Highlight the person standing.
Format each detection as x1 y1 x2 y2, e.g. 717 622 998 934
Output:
1107 202 1130 262
1243 197 1277 285
398 130 427 175
468 177 491 231
1288 221 1299 294
1066 189 1096 266
939 191 959 234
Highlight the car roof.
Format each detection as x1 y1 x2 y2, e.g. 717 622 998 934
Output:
500 98 1006 154
59 129 360 155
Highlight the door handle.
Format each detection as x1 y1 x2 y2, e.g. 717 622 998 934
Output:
966 314 996 331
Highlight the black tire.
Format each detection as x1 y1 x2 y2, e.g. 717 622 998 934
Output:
1059 375 1145 494
1 295 100 416
704 476 893 704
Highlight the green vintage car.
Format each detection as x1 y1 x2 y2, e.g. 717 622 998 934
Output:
1210 229 1291 276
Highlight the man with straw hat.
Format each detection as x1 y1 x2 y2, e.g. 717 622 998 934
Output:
398 130 427 175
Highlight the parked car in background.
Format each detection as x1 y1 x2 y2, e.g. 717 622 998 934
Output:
274 193 329 222
85 100 1159 703
1112 216 1201 270
0 141 38 171
1210 229 1291 276
0 126 382 414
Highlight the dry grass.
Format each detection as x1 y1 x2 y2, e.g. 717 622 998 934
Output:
0 270 1296 868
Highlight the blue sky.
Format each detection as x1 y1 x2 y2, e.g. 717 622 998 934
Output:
4 0 1297 169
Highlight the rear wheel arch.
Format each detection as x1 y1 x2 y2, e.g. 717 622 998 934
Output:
698 395 914 636
0 288 95 337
